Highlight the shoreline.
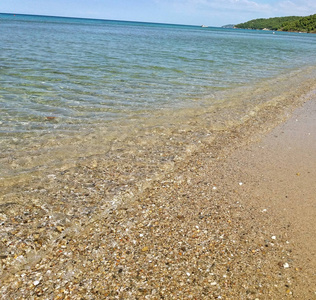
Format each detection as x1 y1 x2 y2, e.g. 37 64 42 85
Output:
2 66 316 192
1 87 316 298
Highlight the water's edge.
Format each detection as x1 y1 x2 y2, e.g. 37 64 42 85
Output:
1 66 316 199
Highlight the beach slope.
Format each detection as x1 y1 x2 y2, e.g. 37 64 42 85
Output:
228 98 316 297
0 96 315 299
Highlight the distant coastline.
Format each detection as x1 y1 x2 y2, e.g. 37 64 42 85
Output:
235 14 316 33
221 24 235 29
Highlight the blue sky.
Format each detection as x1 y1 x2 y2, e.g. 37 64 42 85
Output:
1 0 315 26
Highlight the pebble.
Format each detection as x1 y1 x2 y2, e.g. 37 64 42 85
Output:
55 226 64 233
33 280 40 286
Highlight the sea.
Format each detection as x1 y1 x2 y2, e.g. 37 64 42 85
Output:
1 13 316 184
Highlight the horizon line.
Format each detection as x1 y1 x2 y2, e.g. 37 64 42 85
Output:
0 12 224 28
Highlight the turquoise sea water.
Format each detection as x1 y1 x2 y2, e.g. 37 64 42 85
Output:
1 13 316 180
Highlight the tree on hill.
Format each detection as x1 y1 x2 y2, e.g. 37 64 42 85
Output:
235 14 316 33
281 14 316 33
235 16 300 30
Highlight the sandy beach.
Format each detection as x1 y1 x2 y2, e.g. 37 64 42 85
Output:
228 97 316 297
225 97 316 298
1 90 316 299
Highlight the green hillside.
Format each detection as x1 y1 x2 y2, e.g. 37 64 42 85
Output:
235 14 316 33
235 16 300 30
281 14 316 33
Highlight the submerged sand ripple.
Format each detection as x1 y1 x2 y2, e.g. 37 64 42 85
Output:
1 70 316 298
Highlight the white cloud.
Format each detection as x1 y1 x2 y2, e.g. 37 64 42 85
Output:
156 0 316 15
276 0 316 16
154 0 315 25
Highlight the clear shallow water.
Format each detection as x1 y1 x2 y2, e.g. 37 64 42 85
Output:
1 13 316 180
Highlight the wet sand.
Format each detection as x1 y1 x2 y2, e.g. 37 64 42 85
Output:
227 98 316 297
0 91 316 299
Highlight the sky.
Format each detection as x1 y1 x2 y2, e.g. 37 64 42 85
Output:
1 0 316 27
